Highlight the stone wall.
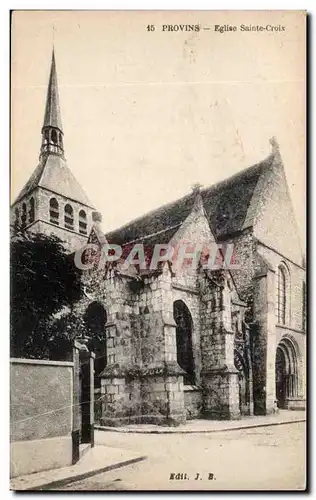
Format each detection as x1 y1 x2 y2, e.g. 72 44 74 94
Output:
99 266 186 425
80 261 211 425
11 191 36 227
198 271 241 420
10 358 74 477
29 219 88 253
71 191 254 425
77 242 251 425
11 359 73 441
184 388 202 419
257 242 306 333
253 154 304 267
11 186 93 253
254 243 306 408
252 261 278 415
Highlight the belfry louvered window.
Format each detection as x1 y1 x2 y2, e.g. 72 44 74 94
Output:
79 209 87 235
51 129 58 144
21 203 27 228
14 207 19 228
49 198 59 225
29 197 35 224
64 204 74 230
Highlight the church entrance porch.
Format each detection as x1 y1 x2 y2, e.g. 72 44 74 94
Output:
275 337 303 410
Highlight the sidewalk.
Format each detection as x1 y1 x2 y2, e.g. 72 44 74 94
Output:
10 410 305 490
10 445 147 491
95 410 306 434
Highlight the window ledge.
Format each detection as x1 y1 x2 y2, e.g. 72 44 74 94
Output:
276 324 305 334
184 385 201 392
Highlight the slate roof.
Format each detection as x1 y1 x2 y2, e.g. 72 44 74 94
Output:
13 155 95 208
43 49 63 131
106 150 276 245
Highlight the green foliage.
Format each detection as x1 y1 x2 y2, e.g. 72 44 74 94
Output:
10 228 83 359
46 311 87 360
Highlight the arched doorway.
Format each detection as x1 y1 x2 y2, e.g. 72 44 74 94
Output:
173 300 195 385
275 338 298 409
83 302 107 388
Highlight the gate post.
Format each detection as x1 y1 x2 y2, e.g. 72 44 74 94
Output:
90 352 95 447
72 341 81 464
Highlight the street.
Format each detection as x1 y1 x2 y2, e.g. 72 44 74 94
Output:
58 422 306 491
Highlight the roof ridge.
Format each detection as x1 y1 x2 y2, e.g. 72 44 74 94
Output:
61 161 95 208
12 160 46 205
12 155 95 208
36 155 48 186
201 152 274 195
39 156 95 208
105 150 274 239
121 223 183 246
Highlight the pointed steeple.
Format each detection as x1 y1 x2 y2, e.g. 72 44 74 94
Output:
40 48 64 159
43 49 63 130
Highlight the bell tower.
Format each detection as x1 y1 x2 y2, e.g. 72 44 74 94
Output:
11 49 98 253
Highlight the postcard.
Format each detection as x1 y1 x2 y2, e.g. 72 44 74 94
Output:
10 10 306 491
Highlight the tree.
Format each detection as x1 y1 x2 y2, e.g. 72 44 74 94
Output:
45 310 87 361
10 229 83 359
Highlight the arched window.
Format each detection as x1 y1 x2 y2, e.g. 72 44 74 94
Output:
173 300 195 385
44 129 49 143
49 198 59 225
21 203 27 228
28 197 35 224
277 265 287 325
64 204 74 230
51 129 57 144
14 207 19 228
79 209 87 235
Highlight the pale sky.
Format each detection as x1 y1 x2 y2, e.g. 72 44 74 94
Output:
11 11 306 246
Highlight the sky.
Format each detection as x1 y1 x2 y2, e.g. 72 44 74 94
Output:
11 10 306 246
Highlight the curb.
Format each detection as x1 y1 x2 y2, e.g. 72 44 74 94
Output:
15 456 147 491
95 418 306 435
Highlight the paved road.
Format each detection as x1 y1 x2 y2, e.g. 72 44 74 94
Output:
60 422 306 491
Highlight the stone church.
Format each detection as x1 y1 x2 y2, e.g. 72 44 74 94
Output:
11 51 306 426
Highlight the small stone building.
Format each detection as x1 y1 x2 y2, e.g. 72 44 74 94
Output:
77 195 252 425
11 50 306 426
76 139 306 425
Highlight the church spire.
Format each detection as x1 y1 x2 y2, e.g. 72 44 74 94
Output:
40 48 64 159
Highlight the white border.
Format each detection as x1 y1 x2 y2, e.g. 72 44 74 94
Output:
3 3 313 500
